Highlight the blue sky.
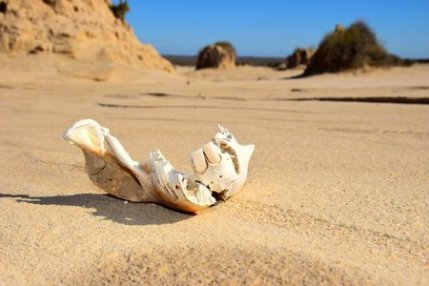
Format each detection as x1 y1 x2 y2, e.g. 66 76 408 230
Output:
117 0 429 58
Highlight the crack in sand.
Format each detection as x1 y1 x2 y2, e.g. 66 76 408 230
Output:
98 102 309 113
287 96 429 104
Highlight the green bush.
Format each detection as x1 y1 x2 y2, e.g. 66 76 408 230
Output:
109 0 129 21
304 21 410 76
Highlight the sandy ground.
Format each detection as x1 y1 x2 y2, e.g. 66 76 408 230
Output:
0 57 428 285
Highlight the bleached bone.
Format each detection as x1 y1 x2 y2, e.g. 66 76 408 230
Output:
63 119 254 213
63 119 157 203
149 151 216 212
190 125 255 200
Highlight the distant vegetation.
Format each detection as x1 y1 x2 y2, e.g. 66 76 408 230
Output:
164 55 284 67
109 0 129 21
304 21 411 76
196 41 237 70
165 20 422 72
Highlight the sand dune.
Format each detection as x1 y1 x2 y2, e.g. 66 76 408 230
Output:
0 61 428 285
0 0 174 74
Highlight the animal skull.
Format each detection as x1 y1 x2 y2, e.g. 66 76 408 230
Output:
64 119 254 213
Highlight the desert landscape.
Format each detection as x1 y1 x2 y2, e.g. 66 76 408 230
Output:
1 0 428 285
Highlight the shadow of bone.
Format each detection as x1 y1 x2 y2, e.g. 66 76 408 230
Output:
0 193 191 226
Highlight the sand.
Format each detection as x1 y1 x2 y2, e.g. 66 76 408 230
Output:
0 58 428 285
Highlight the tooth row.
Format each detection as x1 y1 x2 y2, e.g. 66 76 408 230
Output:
191 142 222 174
203 142 221 164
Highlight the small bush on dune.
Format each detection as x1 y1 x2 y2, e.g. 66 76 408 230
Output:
304 21 410 76
196 41 237 70
109 0 129 22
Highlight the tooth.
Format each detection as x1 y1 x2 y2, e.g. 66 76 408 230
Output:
191 148 208 173
203 142 221 164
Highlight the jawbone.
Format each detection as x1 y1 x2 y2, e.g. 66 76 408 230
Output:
64 119 254 214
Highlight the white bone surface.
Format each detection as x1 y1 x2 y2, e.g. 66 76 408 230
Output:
190 125 255 199
64 119 254 213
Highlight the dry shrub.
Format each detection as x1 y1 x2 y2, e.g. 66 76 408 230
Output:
304 21 411 76
109 0 129 21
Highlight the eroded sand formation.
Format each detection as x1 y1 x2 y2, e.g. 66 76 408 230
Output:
0 0 174 72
